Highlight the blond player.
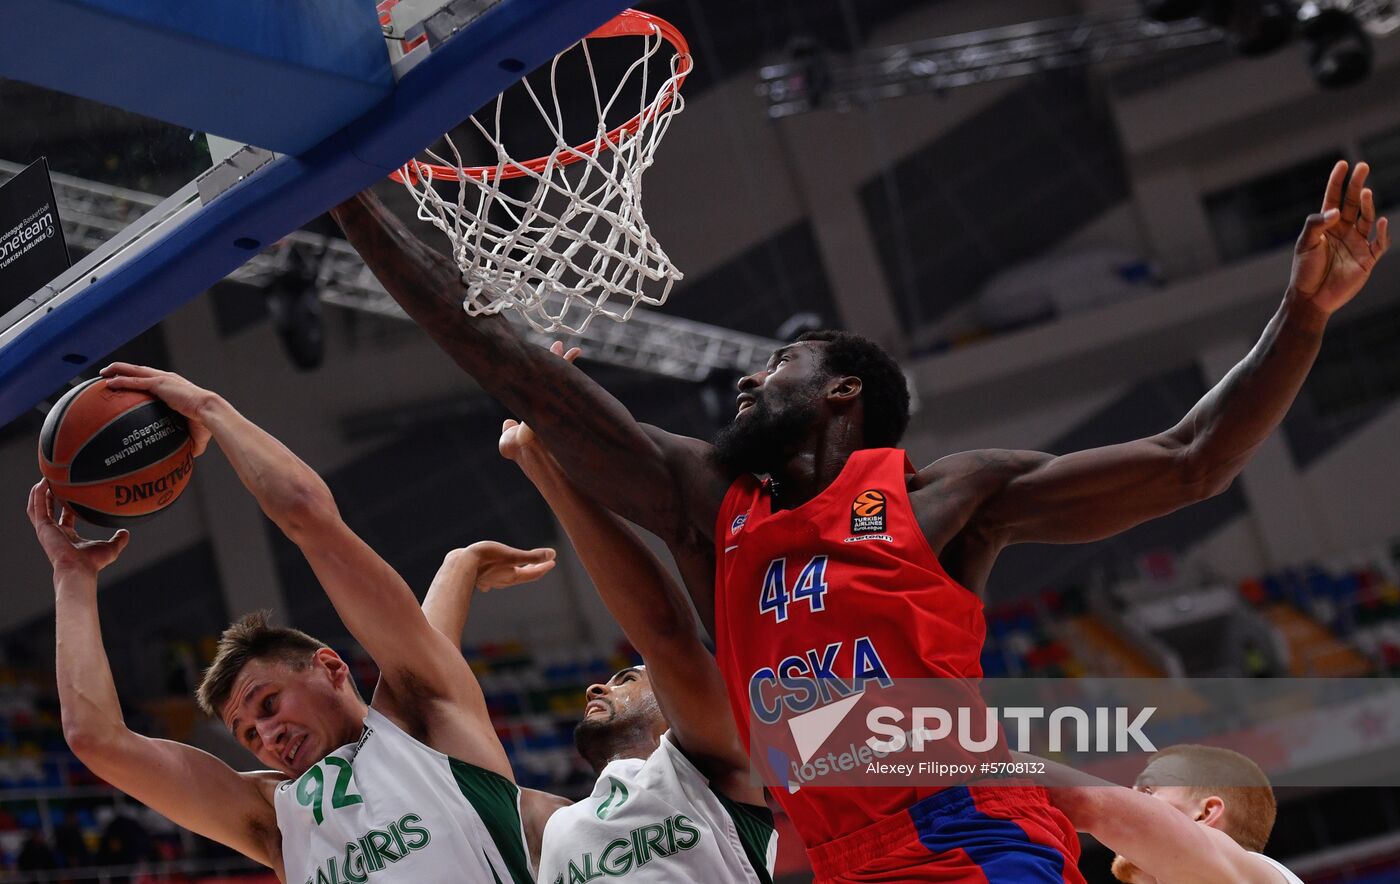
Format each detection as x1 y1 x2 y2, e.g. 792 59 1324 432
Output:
30 366 558 883
1032 746 1302 883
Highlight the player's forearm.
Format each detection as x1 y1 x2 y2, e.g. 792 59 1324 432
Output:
516 448 698 648
329 191 552 384
1079 790 1237 882
331 191 491 350
520 449 747 778
331 191 680 536
1012 753 1113 829
196 395 338 538
1170 294 1325 488
54 571 129 753
1028 754 1237 882
421 549 482 643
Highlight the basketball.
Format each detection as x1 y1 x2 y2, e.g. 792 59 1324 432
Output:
37 378 195 528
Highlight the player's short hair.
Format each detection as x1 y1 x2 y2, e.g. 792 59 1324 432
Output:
195 610 331 719
797 330 910 447
1148 744 1277 851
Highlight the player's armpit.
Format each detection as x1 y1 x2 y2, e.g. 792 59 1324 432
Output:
72 731 281 870
640 423 730 623
370 675 516 785
642 423 731 541
520 788 572 870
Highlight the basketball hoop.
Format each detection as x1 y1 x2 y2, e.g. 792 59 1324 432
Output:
390 9 691 334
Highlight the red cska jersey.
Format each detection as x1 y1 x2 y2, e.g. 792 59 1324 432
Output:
714 448 1009 846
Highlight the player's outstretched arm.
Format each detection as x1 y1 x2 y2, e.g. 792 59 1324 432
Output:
1023 754 1278 884
29 482 282 870
954 161 1390 546
328 191 729 550
419 542 571 868
500 415 760 804
99 365 516 777
422 541 557 644
418 541 555 762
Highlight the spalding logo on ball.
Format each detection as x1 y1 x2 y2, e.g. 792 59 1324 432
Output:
38 378 195 527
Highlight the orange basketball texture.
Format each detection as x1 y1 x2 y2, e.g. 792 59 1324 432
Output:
37 378 195 527
853 490 886 517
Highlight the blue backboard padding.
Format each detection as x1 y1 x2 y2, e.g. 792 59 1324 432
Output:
0 0 392 155
0 0 634 428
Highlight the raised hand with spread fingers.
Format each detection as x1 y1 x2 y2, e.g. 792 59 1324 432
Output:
1290 160 1391 318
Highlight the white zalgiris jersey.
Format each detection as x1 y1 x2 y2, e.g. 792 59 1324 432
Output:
539 732 777 884
274 708 531 884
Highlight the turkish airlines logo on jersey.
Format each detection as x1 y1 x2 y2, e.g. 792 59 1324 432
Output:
851 489 887 534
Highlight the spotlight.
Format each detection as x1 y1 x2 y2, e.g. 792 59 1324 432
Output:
1301 7 1372 89
784 37 833 111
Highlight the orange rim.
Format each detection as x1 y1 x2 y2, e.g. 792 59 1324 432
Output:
391 9 691 185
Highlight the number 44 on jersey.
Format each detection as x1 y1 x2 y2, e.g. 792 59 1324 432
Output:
759 556 829 623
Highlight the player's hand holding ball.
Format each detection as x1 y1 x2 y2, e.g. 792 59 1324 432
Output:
99 363 217 456
27 480 129 578
38 364 211 527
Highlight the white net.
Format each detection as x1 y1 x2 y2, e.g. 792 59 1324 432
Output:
395 14 689 334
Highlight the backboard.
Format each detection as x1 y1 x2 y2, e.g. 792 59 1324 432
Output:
0 0 631 427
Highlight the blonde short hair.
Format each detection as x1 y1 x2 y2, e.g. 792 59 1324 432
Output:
1147 744 1277 851
195 610 330 718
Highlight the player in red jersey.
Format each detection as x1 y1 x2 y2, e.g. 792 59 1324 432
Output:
332 161 1388 881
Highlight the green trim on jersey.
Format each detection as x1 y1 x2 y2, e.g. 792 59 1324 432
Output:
596 777 630 819
712 791 776 884
449 758 532 884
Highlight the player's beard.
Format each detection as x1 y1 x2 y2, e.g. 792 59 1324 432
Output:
712 384 823 475
573 696 663 773
573 716 613 772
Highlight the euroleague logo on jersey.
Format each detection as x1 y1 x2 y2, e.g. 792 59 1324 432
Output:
850 489 887 535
